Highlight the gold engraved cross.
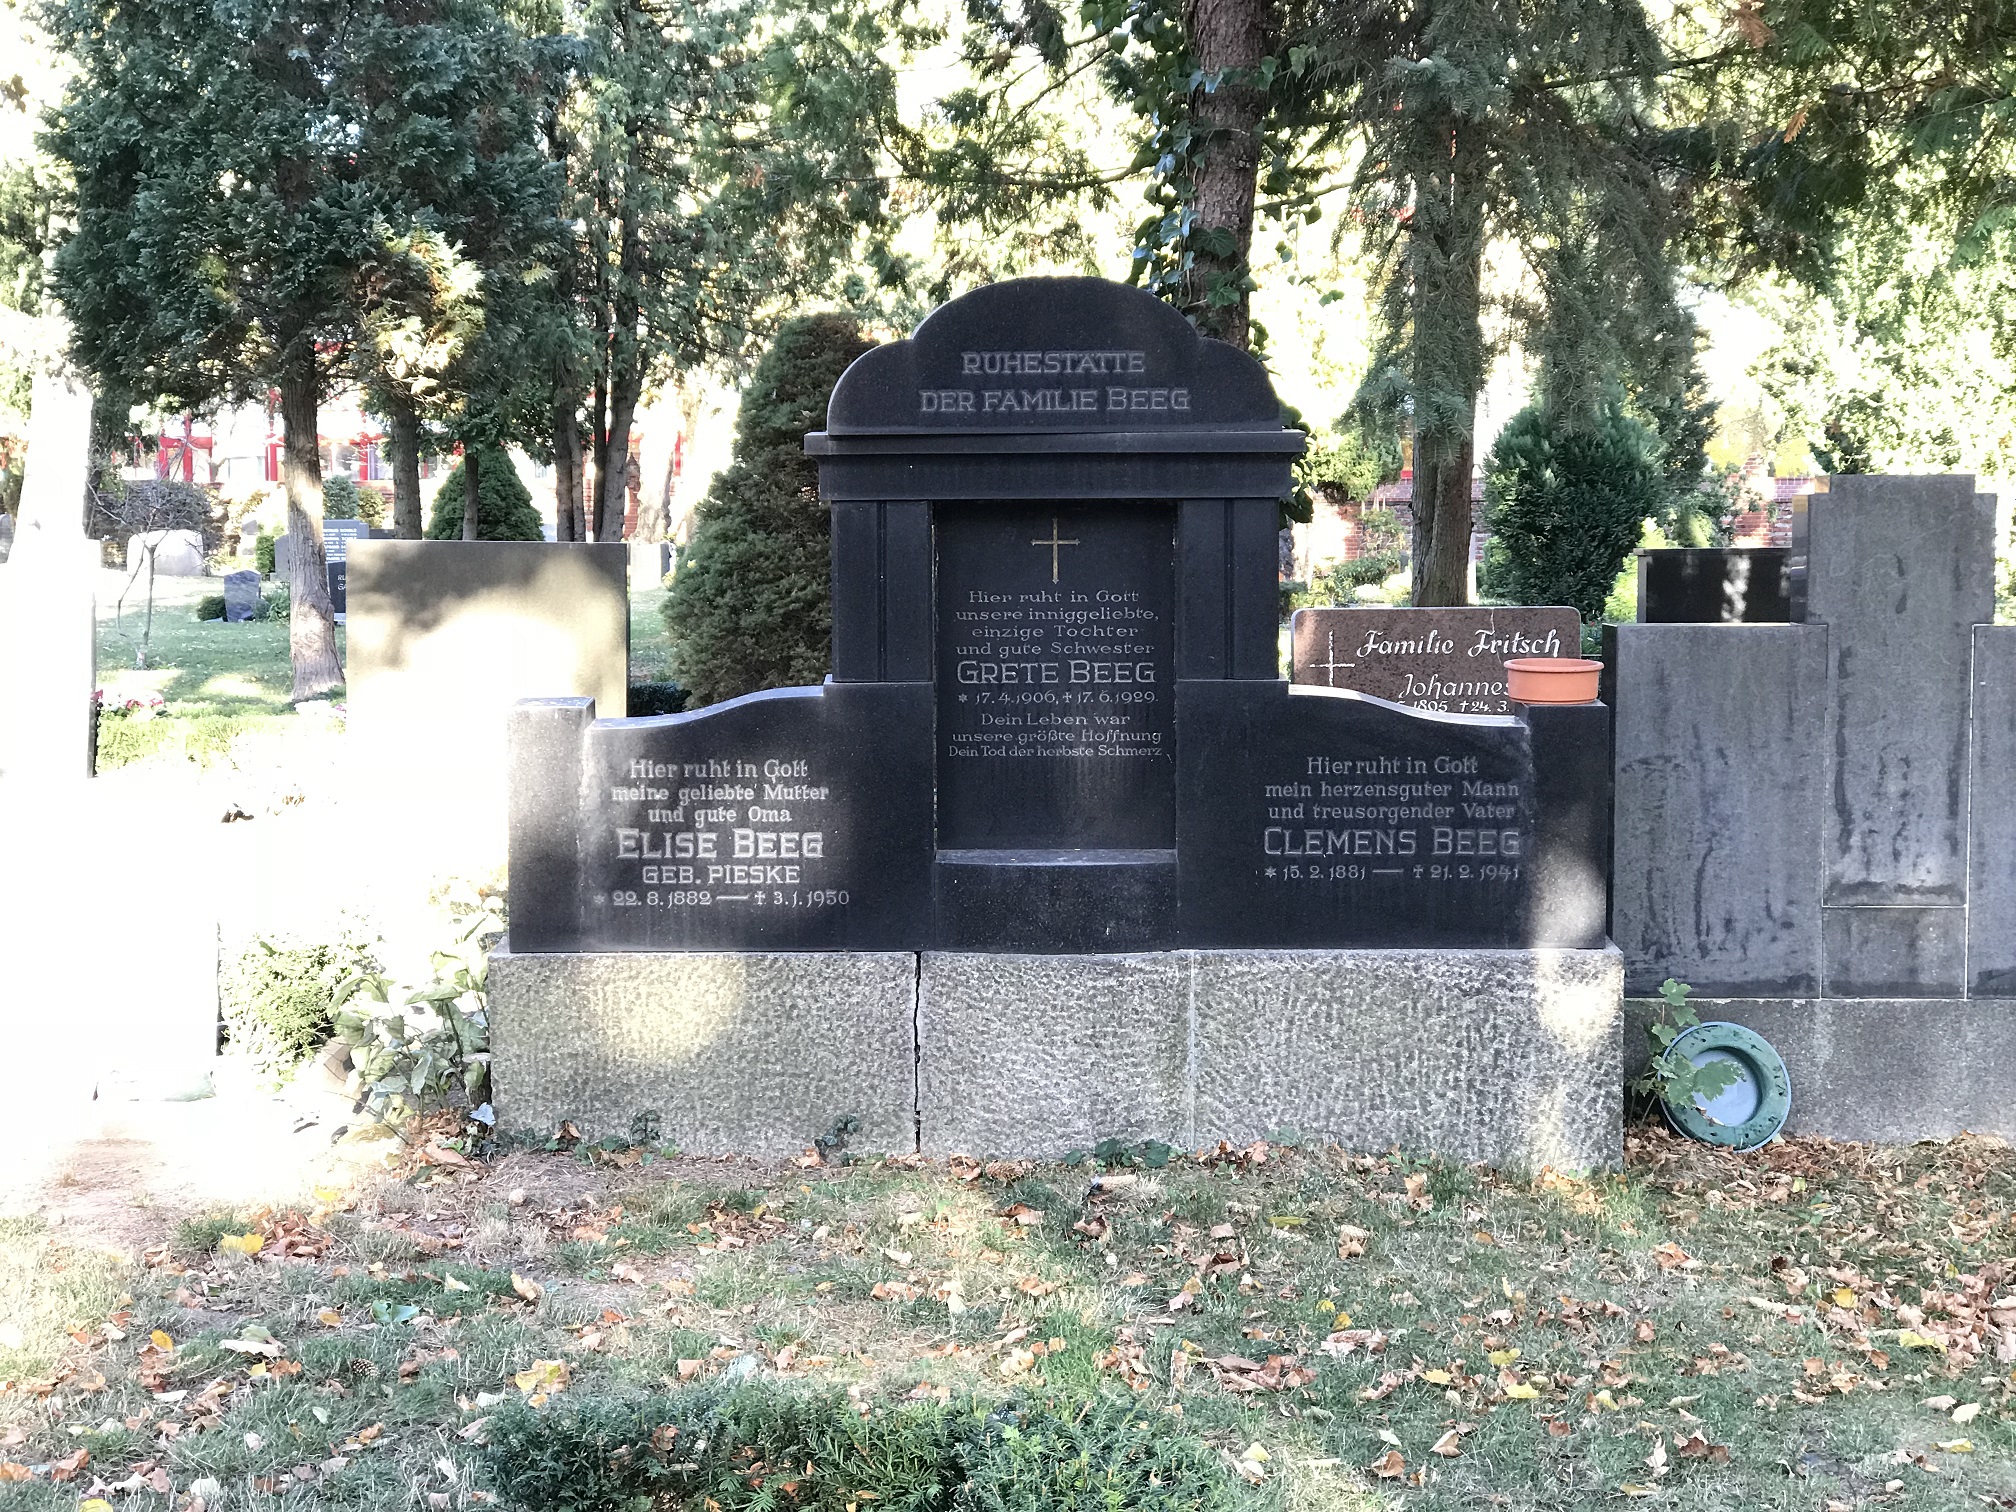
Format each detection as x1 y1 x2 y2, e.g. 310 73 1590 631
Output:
1031 515 1080 584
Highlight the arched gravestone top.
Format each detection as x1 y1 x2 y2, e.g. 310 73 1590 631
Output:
822 277 1287 436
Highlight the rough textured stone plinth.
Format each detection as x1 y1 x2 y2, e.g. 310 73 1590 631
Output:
489 951 917 1155
1623 996 2016 1142
917 953 1188 1155
1191 948 1623 1171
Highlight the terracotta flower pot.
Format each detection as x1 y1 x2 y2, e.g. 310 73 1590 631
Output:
1504 657 1602 704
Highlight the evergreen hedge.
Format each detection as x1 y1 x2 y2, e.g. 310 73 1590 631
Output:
480 1386 1235 1512
1480 403 1664 620
662 314 874 707
425 448 544 541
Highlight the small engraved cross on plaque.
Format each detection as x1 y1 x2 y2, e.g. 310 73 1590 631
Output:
1031 515 1079 584
1317 629 1355 687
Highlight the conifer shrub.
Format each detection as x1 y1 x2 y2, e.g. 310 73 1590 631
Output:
322 474 362 519
480 1386 1234 1512
425 449 544 541
661 314 874 707
220 934 380 1078
1480 403 1665 620
255 532 276 575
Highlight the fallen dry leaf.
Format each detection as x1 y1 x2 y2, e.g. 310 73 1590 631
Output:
1370 1449 1406 1479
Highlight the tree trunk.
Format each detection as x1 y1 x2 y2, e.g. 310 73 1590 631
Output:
387 396 424 539
553 396 585 541
1406 126 1487 608
1411 430 1475 607
277 354 343 700
461 445 481 541
1181 0 1276 349
594 376 638 542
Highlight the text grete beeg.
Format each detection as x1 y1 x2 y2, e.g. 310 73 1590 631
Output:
918 349 1190 417
1258 753 1527 883
945 587 1167 761
604 756 850 912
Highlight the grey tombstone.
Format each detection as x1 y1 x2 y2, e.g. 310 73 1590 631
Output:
1611 473 2016 1139
223 568 261 622
1290 605 1582 714
128 528 206 577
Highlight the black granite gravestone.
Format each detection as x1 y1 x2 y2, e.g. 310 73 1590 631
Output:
1636 548 1790 623
508 277 1612 954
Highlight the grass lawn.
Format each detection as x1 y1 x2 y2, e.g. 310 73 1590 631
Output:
94 571 342 771
1 1129 2010 1510
92 572 679 769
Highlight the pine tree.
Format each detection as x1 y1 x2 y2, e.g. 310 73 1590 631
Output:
1480 402 1664 621
660 315 873 707
424 449 544 541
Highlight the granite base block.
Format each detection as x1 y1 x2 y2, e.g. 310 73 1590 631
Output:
916 953 1188 1156
1623 996 2016 1142
1192 949 1623 1171
489 951 917 1155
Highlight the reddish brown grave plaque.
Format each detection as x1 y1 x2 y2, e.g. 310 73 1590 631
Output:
1289 605 1583 715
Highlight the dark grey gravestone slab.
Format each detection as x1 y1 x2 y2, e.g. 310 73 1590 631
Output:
1176 681 1604 948
1820 905 1967 997
223 569 260 622
936 500 1175 849
1636 548 1790 623
1606 623 1828 996
322 518 370 559
530 682 933 952
1970 626 2016 995
824 276 1281 435
1799 475 1994 906
326 559 347 616
1290 605 1581 714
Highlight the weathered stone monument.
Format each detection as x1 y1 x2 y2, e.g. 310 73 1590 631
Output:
1290 605 1581 714
1609 475 2014 1138
494 279 1622 1167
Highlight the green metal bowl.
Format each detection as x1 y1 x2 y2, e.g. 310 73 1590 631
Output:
1659 1021 1792 1152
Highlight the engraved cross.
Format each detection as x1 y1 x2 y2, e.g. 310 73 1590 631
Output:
1316 629 1355 687
1031 515 1079 584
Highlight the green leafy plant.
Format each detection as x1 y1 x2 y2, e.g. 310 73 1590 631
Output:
1632 978 1742 1113
193 593 226 621
221 934 382 1079
257 582 289 621
332 909 501 1132
1063 1137 1176 1170
254 531 275 575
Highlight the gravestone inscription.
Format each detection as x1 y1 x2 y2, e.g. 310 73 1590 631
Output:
1290 606 1581 715
936 501 1175 849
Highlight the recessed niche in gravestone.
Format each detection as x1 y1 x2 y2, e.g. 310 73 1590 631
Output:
935 501 1175 850
1289 606 1582 716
